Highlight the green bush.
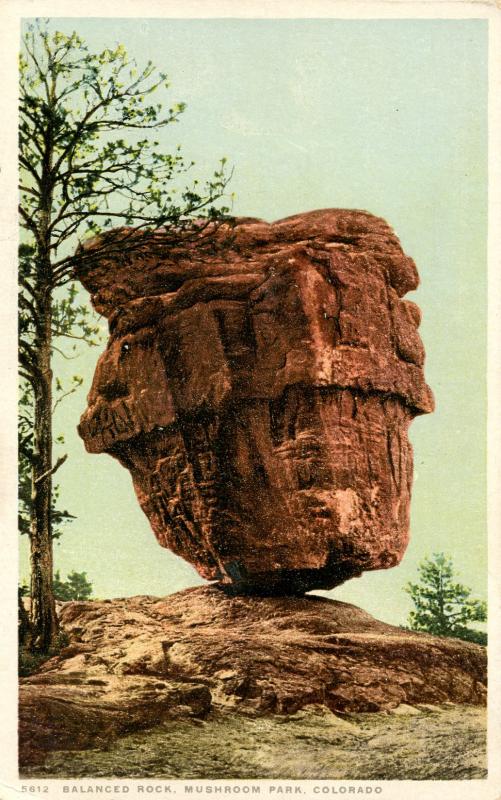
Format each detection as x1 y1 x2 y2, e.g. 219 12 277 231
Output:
405 553 487 645
53 570 93 601
18 631 70 677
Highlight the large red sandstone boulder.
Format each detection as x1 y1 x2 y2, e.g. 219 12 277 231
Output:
77 209 433 593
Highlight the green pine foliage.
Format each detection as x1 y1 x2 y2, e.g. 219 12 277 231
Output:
53 570 93 602
405 553 487 645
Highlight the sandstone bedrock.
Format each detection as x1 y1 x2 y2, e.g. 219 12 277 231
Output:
77 209 434 593
19 587 486 768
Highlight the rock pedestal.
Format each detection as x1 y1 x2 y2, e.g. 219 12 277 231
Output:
77 209 433 593
19 588 486 767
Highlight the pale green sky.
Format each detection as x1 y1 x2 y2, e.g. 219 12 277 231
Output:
20 18 487 625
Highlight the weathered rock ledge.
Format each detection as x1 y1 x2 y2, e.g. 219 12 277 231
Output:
19 586 486 768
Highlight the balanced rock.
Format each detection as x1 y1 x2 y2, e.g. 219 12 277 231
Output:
77 209 434 593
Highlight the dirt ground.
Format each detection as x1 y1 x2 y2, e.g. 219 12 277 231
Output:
20 703 486 781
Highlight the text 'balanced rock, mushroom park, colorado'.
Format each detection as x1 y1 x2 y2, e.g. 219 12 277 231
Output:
77 209 434 595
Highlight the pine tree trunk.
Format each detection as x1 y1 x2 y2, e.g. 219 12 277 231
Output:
29 289 58 652
18 587 31 647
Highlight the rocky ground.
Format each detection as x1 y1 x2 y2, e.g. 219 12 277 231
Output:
21 704 486 780
20 588 487 778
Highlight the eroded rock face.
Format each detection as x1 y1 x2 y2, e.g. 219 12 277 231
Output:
19 587 486 767
77 209 433 592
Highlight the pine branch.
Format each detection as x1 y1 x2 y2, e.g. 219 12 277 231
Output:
34 454 68 484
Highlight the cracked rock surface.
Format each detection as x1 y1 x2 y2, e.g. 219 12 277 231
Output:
77 209 433 593
19 587 486 767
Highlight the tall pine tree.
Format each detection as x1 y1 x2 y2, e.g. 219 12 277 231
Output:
19 21 231 651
